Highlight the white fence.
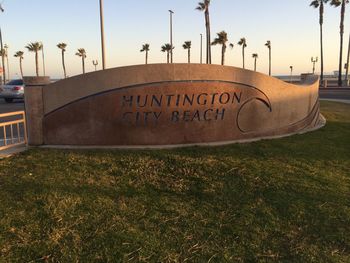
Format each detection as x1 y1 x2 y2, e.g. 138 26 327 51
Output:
0 111 27 151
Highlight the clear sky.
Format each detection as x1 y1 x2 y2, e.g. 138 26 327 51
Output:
1 0 350 79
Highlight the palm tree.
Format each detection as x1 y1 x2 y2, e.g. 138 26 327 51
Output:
75 48 87 74
196 0 211 64
140 44 150 64
252 53 258 71
330 0 349 86
161 44 173 63
238 38 247 69
182 41 192 63
265 40 272 76
211 31 229 65
14 51 24 79
25 42 42 77
310 0 330 83
57 43 67 78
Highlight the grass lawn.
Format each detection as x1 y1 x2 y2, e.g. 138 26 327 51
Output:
0 101 349 262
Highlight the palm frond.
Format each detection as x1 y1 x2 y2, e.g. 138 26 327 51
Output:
57 43 67 51
25 42 42 52
182 41 192 49
14 51 24 58
310 0 320 8
212 31 228 46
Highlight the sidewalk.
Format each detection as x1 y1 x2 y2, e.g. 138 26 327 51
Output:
320 98 350 104
0 144 27 159
319 86 350 90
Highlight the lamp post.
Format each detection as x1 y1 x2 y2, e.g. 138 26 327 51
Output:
169 10 174 63
311 56 318 74
200 33 203 64
290 66 293 83
92 60 98 71
99 0 106 70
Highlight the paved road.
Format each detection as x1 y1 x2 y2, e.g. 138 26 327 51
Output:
319 89 350 100
0 99 24 114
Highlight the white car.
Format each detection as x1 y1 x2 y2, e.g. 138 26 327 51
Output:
0 79 24 103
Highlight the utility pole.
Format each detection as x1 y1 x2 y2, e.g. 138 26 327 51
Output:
200 33 203 64
99 0 106 69
169 10 174 63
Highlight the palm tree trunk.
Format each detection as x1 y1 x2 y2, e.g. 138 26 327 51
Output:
167 52 169 63
242 47 245 69
6 54 9 81
254 58 257 71
82 57 85 74
0 28 6 84
146 51 148 64
338 0 346 86
19 58 23 79
35 51 39 77
345 33 350 84
188 49 191 63
62 50 67 78
1 55 5 83
319 2 324 83
269 48 272 76
205 9 211 64
221 45 226 65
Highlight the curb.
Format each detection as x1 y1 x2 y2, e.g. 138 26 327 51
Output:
0 145 28 159
320 99 350 104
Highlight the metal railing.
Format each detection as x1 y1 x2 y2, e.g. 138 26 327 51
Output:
0 111 27 151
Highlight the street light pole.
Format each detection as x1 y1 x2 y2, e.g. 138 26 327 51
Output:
92 60 98 71
200 33 203 64
169 10 174 63
99 0 106 70
311 56 318 74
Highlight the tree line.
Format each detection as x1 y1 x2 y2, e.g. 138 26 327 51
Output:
140 1 273 75
311 0 349 85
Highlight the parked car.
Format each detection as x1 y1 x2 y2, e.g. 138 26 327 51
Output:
0 79 24 103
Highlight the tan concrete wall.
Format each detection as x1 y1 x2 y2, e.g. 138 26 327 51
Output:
23 77 50 146
38 64 320 146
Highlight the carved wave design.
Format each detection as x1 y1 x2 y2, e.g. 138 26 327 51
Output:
236 89 272 133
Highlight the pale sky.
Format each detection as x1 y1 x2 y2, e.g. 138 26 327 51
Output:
1 0 350 78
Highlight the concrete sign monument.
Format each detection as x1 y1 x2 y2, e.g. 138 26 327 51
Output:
24 64 323 147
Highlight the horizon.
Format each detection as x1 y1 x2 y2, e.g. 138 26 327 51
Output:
1 0 350 79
